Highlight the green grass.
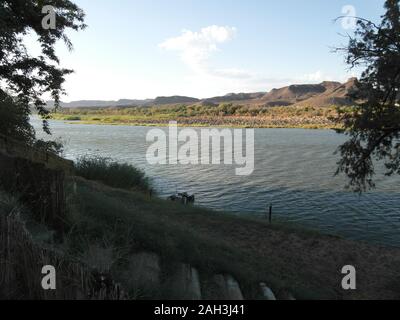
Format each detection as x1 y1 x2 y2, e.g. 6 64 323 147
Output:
3 175 400 300
66 175 400 300
64 116 82 121
74 156 150 192
64 177 328 299
52 104 344 129
66 177 343 299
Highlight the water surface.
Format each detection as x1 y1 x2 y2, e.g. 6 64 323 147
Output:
33 118 400 247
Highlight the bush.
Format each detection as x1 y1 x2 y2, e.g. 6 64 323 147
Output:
65 116 81 121
74 156 150 192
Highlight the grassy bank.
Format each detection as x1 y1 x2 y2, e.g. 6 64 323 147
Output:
62 176 400 300
3 155 400 300
74 156 150 192
52 104 344 129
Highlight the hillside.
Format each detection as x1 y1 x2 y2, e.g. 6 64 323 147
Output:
295 78 358 107
153 95 200 105
47 78 357 109
4 174 400 300
70 177 400 300
46 99 153 108
203 92 266 104
257 79 357 107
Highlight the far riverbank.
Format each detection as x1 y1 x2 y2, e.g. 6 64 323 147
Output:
51 104 343 129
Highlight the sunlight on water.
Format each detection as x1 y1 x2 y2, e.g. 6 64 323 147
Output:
33 118 400 247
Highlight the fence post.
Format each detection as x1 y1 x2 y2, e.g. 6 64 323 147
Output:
269 204 272 223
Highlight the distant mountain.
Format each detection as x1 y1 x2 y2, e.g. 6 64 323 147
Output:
116 99 154 106
47 78 357 109
203 92 266 104
46 96 199 108
46 99 153 108
260 81 339 106
294 78 358 107
153 96 200 105
251 79 357 107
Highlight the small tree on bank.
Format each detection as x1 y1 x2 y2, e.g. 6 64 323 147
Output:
0 0 86 145
336 0 400 192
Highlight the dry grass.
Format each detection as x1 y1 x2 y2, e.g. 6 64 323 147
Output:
3 172 400 300
69 177 400 300
0 191 125 300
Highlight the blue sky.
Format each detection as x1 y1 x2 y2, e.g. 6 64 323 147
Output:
41 0 385 101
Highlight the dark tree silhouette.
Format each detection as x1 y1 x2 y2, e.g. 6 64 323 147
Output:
336 0 400 192
0 91 35 143
0 0 85 142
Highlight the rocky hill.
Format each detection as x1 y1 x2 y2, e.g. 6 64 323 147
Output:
153 95 200 105
258 79 357 107
47 78 357 109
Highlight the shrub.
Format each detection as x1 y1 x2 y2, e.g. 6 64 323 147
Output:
65 116 81 121
74 156 150 192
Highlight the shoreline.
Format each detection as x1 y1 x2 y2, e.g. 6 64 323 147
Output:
51 116 341 130
5 130 400 299
66 177 400 299
50 104 343 130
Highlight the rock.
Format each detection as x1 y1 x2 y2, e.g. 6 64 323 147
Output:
213 274 244 300
226 275 244 300
169 264 202 300
279 291 296 300
188 267 202 300
125 252 160 297
285 293 296 300
260 282 276 300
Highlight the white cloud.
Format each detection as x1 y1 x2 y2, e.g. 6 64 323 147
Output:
303 70 324 82
158 26 356 98
159 26 327 91
159 25 236 73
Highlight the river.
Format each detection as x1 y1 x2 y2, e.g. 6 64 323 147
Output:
32 118 400 247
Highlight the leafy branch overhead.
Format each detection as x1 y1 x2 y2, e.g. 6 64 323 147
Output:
336 0 400 192
0 0 86 134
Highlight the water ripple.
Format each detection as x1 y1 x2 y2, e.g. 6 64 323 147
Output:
33 119 400 247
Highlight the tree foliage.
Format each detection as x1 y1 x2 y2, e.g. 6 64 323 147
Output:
0 0 85 140
336 0 400 192
0 91 35 143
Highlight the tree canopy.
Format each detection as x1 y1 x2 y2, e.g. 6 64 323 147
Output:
0 0 85 142
336 0 400 192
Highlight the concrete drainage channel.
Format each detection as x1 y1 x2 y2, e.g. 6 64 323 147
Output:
124 252 295 300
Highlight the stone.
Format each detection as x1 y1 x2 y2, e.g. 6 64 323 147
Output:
169 264 202 300
260 282 276 300
213 274 244 300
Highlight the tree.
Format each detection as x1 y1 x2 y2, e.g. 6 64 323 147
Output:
0 91 35 144
0 0 86 143
336 0 400 192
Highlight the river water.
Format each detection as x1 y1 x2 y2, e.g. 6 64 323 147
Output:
33 118 400 247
